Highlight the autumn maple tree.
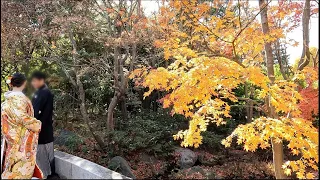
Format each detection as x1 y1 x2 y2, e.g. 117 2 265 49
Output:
130 0 318 179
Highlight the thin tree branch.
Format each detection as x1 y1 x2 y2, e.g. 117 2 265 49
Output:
237 0 242 29
233 0 271 43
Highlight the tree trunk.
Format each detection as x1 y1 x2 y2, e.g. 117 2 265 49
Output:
313 50 319 68
152 92 159 112
259 0 286 179
248 86 254 122
120 98 128 121
67 27 105 150
298 0 311 71
77 75 106 149
244 83 250 122
107 46 121 132
142 93 152 110
271 138 286 179
107 94 118 131
244 82 253 122
275 40 288 80
119 46 128 121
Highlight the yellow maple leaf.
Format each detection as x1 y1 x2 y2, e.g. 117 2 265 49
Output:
293 41 299 47
296 171 305 179
306 172 314 179
284 168 292 176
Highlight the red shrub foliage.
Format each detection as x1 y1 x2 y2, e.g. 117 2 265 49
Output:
298 86 319 121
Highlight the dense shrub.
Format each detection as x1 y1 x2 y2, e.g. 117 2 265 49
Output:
201 131 224 151
108 109 187 156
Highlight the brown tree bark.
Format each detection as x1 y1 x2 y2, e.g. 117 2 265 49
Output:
298 0 311 71
76 75 106 149
107 93 119 132
94 0 143 134
120 98 128 122
248 86 254 121
107 45 121 132
106 0 140 130
107 45 131 131
313 50 319 68
259 0 286 179
275 40 288 80
244 82 253 122
66 28 106 149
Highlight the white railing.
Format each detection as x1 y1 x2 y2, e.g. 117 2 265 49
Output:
54 150 130 179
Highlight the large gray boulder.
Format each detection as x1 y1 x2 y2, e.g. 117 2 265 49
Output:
175 147 198 169
108 156 136 179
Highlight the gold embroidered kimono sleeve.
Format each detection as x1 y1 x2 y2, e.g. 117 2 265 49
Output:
1 93 43 179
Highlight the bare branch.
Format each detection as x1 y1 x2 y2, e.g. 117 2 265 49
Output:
237 0 242 29
233 0 271 42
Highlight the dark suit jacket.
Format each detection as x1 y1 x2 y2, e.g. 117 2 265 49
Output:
32 84 54 144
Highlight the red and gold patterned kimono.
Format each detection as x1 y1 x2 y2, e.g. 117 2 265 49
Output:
1 91 43 179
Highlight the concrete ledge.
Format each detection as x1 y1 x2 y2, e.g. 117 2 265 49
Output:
54 150 130 179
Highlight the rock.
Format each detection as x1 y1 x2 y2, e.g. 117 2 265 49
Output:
108 156 136 179
174 147 198 169
54 129 83 150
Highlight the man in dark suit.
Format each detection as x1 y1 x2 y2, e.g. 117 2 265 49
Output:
31 71 55 179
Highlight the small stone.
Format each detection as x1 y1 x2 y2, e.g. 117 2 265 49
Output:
174 147 198 169
108 156 136 179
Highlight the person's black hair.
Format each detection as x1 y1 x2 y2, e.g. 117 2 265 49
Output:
11 73 27 87
31 71 47 80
